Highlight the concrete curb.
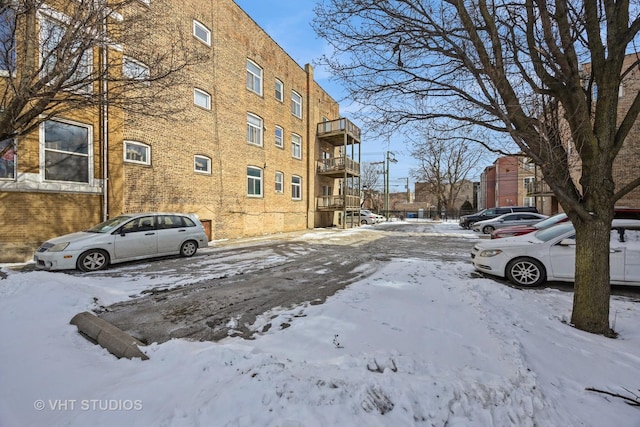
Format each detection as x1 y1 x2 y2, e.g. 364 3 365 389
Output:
70 312 149 360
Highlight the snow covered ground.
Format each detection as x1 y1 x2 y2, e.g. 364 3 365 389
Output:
1 221 639 426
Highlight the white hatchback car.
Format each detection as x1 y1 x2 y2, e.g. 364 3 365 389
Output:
471 219 640 287
34 213 209 272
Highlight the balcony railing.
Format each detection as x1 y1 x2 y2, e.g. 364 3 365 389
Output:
316 157 360 177
316 194 360 210
316 118 361 144
526 180 554 196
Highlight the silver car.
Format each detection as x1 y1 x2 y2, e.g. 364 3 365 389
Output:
34 213 209 272
472 212 548 234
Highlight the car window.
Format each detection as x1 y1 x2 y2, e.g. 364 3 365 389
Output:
120 216 155 233
87 216 133 233
520 214 538 220
534 222 574 242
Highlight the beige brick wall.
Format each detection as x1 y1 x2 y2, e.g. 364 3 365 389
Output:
0 0 352 261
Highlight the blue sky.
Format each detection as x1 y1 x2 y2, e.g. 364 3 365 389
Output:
234 0 417 192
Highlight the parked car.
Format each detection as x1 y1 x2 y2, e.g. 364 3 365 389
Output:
491 207 640 239
361 209 386 223
34 213 209 272
459 206 538 229
472 212 548 234
471 219 640 287
346 210 381 225
490 213 569 239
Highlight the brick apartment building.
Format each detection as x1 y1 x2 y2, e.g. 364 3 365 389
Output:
526 53 640 215
0 0 361 262
478 156 535 211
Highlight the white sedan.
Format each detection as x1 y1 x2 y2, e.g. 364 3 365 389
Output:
34 213 209 272
471 219 640 287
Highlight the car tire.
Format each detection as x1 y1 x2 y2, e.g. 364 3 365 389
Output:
506 257 546 287
77 249 110 272
482 225 495 234
180 240 198 257
361 219 367 225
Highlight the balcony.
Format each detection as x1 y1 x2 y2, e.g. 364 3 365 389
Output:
316 194 361 211
526 180 554 197
316 157 360 178
317 118 361 146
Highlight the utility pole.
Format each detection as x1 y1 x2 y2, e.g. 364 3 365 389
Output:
385 151 397 219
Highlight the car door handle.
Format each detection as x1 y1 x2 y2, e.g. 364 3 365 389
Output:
145 232 156 236
178 229 186 232
610 248 623 253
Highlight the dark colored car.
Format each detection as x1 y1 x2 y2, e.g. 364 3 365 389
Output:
459 206 538 229
491 207 640 239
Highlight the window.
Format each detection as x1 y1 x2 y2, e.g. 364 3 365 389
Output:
193 20 211 46
40 15 92 92
275 126 283 148
275 79 283 102
247 113 263 146
291 90 302 118
123 56 149 80
275 171 284 193
246 59 263 95
247 166 263 197
0 138 15 179
291 175 302 200
194 88 211 110
291 133 302 159
124 141 150 165
0 8 16 73
194 155 211 174
43 120 91 183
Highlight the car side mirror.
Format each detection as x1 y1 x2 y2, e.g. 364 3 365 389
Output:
559 238 576 246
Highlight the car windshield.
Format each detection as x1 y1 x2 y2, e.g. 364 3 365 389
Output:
533 213 568 229
86 215 134 233
532 222 574 242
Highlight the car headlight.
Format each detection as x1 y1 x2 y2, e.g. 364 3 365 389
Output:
48 242 70 252
479 249 503 257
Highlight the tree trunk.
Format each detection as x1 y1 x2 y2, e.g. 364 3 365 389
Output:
570 218 614 336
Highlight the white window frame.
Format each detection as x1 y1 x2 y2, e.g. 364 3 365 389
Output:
291 90 302 118
193 20 211 46
42 118 93 183
194 88 211 110
247 113 263 147
246 59 263 95
247 166 263 197
194 155 211 174
291 133 302 159
0 8 16 75
275 171 284 193
275 125 283 148
123 56 150 81
124 140 151 165
39 12 93 93
0 138 16 180
291 175 302 200
275 79 283 102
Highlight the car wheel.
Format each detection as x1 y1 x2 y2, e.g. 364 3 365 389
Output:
506 257 546 287
482 225 495 234
180 240 198 257
77 250 110 272
361 219 367 225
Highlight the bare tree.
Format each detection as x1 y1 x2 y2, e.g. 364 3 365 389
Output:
313 0 640 335
0 0 207 158
361 161 383 210
410 125 484 213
